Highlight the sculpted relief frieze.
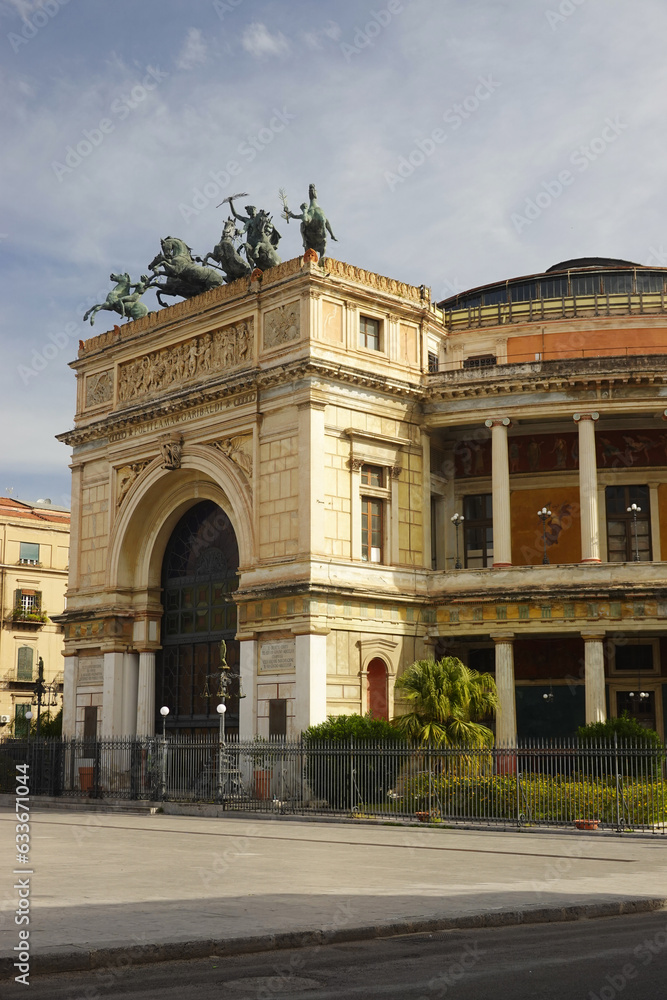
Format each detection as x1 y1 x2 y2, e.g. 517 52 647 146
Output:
263 301 300 350
211 435 253 478
117 319 253 403
116 460 152 508
85 370 113 408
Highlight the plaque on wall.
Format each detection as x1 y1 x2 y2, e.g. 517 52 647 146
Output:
259 639 296 674
77 657 103 686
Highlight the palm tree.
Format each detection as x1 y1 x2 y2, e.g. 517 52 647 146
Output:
392 657 498 747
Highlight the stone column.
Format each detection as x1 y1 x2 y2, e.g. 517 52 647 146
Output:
648 481 661 561
433 495 447 570
298 399 326 557
238 637 257 738
574 412 600 562
421 431 432 570
582 631 606 724
101 651 124 737
62 655 78 737
390 465 401 564
294 630 328 733
350 459 362 561
136 651 156 736
485 418 512 568
491 634 516 745
121 652 139 737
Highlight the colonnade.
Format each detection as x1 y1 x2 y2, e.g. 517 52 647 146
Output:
481 412 604 743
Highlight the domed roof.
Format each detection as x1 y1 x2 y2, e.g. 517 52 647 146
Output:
545 257 639 273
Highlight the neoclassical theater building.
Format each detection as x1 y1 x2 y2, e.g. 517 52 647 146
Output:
58 255 667 742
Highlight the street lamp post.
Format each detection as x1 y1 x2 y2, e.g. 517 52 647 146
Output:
30 657 59 739
451 513 464 570
627 503 641 561
159 706 169 800
216 703 227 803
24 710 33 742
537 507 552 565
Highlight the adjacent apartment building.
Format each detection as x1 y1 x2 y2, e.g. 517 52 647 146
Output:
56 255 667 742
0 497 70 732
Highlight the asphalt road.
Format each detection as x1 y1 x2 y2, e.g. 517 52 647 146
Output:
5 910 667 1000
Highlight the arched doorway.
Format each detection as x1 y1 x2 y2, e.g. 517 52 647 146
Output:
155 500 240 734
367 658 388 720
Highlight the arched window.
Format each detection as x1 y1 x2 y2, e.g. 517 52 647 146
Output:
367 658 388 721
156 501 239 734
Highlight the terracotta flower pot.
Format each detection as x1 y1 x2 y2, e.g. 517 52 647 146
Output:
574 819 599 830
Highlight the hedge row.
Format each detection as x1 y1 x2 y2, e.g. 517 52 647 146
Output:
403 773 667 825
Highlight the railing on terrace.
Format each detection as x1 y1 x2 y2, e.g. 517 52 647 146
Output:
1 737 666 833
428 349 667 377
442 291 667 331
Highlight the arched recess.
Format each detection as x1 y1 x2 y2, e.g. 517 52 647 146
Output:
357 637 400 721
367 658 389 720
107 445 254 598
157 499 240 734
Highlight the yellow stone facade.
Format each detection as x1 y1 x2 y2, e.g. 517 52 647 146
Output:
0 498 69 731
58 257 445 738
58 254 667 741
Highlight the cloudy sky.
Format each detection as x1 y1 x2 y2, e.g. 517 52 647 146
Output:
2 0 666 507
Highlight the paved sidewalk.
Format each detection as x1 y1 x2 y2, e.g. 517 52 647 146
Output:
1 806 666 977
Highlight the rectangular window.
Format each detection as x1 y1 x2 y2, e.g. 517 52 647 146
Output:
360 464 384 487
19 542 39 564
269 699 287 739
428 351 439 372
605 485 651 562
17 647 34 681
15 704 31 738
463 494 493 568
462 354 497 370
361 498 383 563
83 706 98 742
359 316 380 351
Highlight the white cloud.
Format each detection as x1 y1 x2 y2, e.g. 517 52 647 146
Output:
176 27 208 71
241 22 290 59
302 20 342 50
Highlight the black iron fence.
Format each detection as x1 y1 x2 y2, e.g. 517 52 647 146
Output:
1 736 666 832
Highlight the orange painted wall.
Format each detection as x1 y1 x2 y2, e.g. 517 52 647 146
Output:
511 487 581 565
659 485 667 559
507 327 667 364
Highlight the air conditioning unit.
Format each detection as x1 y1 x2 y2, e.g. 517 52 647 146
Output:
0 715 10 725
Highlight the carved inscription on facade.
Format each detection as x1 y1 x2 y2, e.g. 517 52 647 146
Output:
263 301 300 350
259 638 296 674
117 319 253 403
85 370 113 408
77 656 103 686
211 435 253 477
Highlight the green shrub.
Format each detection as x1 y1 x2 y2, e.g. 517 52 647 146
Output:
302 714 407 809
577 714 664 777
401 771 667 826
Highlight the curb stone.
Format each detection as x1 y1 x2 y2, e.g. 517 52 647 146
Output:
2 897 665 980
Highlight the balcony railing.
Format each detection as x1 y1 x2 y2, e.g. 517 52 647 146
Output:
442 290 667 331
